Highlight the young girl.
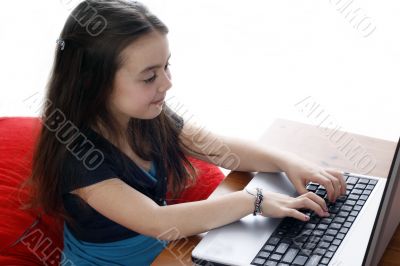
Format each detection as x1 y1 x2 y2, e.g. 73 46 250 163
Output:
27 0 346 265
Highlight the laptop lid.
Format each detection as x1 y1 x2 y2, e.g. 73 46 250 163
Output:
363 138 400 265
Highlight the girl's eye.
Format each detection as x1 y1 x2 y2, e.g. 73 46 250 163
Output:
143 62 171 84
144 74 157 84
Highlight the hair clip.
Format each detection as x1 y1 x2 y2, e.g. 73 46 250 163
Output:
56 38 65 51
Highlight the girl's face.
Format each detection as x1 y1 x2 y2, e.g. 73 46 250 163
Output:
109 31 172 124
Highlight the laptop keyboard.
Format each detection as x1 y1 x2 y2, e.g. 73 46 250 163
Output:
250 174 377 266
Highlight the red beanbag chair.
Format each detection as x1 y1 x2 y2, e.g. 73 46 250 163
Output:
0 116 225 265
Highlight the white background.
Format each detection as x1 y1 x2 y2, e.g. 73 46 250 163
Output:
1 0 399 174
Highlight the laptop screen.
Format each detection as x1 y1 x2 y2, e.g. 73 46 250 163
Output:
363 138 400 265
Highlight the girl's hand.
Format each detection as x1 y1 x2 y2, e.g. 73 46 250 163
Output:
281 154 346 202
248 188 330 221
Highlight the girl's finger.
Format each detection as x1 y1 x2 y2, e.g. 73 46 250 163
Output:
327 169 347 195
282 207 310 222
311 174 335 202
321 171 341 201
290 196 328 217
303 191 328 212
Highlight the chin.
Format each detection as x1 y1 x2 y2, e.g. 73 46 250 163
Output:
141 108 163 120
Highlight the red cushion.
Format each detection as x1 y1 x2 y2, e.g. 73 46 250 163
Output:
0 117 64 265
166 156 226 204
0 117 225 264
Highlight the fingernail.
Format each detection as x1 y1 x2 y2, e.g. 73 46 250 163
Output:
305 215 310 221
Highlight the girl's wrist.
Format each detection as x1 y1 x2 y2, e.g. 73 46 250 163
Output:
243 187 264 216
241 188 257 216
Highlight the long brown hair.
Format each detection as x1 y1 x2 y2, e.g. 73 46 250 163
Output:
23 0 216 223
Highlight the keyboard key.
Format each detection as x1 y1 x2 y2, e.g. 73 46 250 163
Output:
322 235 334 242
340 227 349 234
259 251 270 258
265 261 278 266
275 243 289 254
344 200 356 206
343 222 352 228
328 245 338 252
357 200 366 205
326 229 338 236
299 229 312 236
358 178 369 184
313 248 326 256
337 233 345 240
359 195 368 201
362 190 372 195
303 242 316 250
352 189 363 194
305 255 322 266
329 223 341 230
252 257 266 265
353 205 362 211
264 245 275 252
274 230 286 238
325 251 334 258
328 206 340 213
300 249 313 257
268 237 280 245
281 238 293 244
354 184 366 189
333 239 342 245
317 224 328 230
336 195 347 202
369 179 378 185
305 223 316 230
347 216 356 222
347 177 358 184
307 184 319 192
366 185 375 190
333 217 346 224
320 218 332 224
292 255 308 265
308 236 321 244
294 236 308 244
341 205 353 212
318 242 330 249
335 202 344 208
350 210 359 216
312 230 324 236
338 211 350 217
348 194 360 200
270 254 282 261
281 248 299 264
316 190 326 197
321 257 331 264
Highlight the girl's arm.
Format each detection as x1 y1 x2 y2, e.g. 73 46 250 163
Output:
72 177 328 241
179 121 346 202
179 120 291 172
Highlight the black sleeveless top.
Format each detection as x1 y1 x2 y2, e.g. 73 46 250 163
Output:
60 113 184 243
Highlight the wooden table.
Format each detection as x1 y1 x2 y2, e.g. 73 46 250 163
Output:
152 118 399 265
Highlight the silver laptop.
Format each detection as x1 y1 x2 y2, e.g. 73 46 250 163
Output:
192 139 400 266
